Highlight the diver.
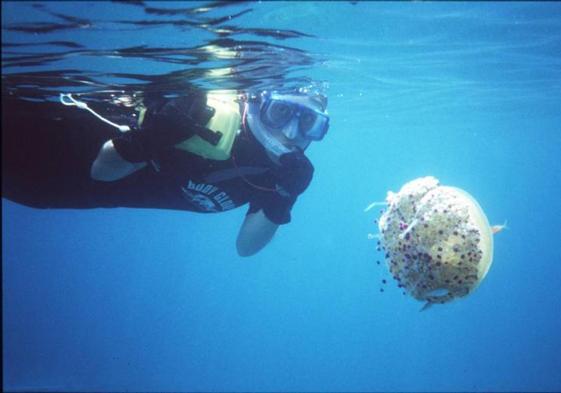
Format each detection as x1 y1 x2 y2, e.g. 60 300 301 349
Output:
2 87 330 256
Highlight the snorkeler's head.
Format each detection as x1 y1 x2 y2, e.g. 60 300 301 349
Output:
245 87 329 161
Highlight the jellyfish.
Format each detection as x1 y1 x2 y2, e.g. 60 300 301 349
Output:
371 176 505 311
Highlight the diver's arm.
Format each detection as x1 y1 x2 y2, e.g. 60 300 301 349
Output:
90 140 147 181
237 209 280 257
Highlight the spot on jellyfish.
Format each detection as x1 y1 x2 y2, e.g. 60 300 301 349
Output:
372 176 504 311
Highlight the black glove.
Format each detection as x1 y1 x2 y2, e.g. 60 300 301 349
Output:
271 151 314 198
112 93 213 163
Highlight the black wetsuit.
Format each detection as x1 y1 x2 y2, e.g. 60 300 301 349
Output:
2 95 308 224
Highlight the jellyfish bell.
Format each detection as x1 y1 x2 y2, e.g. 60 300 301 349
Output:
376 176 502 310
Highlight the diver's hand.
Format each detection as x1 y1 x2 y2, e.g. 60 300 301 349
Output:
272 151 314 198
113 94 212 163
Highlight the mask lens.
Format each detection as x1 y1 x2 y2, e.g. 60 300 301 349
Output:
263 101 294 129
300 111 328 141
298 111 318 133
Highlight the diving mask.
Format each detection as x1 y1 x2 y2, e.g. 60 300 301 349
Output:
260 95 329 141
245 90 329 160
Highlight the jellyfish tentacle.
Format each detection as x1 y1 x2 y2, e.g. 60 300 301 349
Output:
491 220 508 234
364 201 386 213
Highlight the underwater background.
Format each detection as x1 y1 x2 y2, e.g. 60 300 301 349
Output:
2 1 561 392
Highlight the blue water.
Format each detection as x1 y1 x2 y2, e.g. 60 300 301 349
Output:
3 1 561 392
